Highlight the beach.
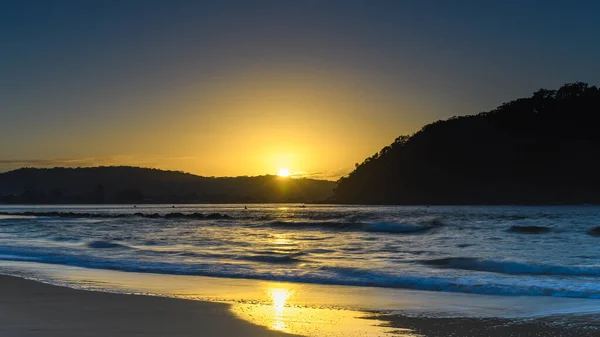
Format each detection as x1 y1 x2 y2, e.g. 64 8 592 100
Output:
0 274 299 337
2 273 599 337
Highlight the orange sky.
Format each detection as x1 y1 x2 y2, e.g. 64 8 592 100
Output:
6 67 433 180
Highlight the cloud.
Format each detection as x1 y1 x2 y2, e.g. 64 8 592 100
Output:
291 167 352 181
0 156 196 172
0 158 98 167
0 158 353 180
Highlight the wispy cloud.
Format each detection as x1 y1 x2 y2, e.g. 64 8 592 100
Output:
0 158 98 167
0 158 352 180
291 167 352 181
0 156 196 172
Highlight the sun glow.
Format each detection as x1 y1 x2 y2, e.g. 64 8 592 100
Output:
277 168 290 177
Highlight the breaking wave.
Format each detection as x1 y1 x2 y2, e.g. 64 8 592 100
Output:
422 257 600 277
2 205 600 301
0 246 598 298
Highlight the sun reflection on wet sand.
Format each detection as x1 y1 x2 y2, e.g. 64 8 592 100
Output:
0 261 423 336
230 283 415 337
269 288 292 331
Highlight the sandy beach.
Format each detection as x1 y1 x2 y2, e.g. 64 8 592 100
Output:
0 275 298 337
2 272 599 337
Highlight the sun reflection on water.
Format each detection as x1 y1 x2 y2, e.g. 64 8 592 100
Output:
269 233 294 248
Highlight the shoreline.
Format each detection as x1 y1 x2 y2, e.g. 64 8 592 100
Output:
1 273 599 337
4 260 600 318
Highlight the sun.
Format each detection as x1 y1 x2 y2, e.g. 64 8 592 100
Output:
277 168 290 177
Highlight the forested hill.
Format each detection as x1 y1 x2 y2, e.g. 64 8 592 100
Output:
0 167 336 204
334 82 600 205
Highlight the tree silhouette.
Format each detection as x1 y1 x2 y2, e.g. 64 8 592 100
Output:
335 82 600 204
0 167 336 204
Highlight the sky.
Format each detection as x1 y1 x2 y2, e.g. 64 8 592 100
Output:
2 0 600 179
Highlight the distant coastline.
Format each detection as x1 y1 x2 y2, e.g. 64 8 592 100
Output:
4 83 600 206
0 166 336 204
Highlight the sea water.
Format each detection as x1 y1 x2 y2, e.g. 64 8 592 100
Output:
0 204 599 332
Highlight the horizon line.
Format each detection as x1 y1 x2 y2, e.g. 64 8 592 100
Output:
0 165 341 182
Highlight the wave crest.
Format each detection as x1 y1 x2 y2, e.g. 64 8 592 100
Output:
422 257 600 277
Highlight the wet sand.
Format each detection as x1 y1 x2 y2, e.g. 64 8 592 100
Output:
0 275 298 337
379 314 600 337
1 273 599 337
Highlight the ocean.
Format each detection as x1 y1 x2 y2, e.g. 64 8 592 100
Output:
0 204 599 325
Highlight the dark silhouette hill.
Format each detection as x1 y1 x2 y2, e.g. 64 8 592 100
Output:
335 82 600 204
0 167 336 204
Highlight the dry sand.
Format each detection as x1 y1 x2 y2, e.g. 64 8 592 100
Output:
0 275 297 337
